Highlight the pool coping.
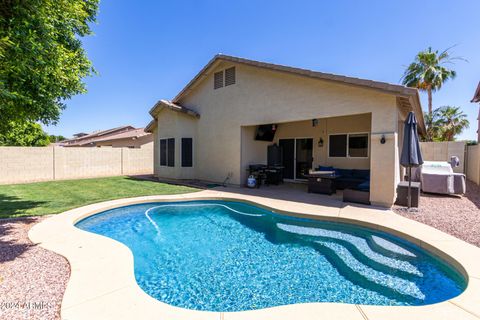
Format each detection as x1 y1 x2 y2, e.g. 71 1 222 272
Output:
28 189 480 320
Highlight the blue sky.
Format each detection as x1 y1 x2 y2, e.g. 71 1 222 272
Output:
46 0 480 140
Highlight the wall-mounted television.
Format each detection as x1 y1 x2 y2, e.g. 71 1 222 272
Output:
255 124 277 141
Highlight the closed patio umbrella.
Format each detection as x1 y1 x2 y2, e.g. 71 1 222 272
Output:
400 112 424 208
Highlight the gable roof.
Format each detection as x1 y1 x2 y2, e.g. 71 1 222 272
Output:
145 99 200 133
61 125 135 146
149 99 200 118
472 81 480 103
173 54 420 101
147 54 425 132
93 128 150 143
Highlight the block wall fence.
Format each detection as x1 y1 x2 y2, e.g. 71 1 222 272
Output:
420 141 480 185
419 141 466 174
1 141 478 186
0 143 153 185
466 145 480 185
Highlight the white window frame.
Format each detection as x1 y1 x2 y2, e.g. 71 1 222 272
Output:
327 132 370 159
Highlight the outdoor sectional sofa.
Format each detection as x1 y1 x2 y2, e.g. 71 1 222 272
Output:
317 166 370 204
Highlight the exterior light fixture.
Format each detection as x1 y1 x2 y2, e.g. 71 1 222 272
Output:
318 137 324 147
312 119 318 127
380 135 386 144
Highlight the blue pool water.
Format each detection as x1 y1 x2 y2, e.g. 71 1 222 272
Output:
76 200 466 311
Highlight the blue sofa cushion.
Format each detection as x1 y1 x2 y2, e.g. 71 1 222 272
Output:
336 168 354 178
318 166 334 172
353 169 370 180
356 181 370 191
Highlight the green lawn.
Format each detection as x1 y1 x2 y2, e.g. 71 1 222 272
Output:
0 176 199 219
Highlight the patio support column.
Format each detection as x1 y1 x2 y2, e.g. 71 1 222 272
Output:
369 108 399 207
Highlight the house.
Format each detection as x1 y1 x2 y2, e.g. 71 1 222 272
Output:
72 132 88 139
146 55 425 207
60 126 153 148
471 81 480 142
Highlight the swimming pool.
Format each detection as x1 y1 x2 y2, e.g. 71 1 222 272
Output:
76 200 466 312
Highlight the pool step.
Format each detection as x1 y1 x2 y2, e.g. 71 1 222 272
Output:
276 223 421 276
314 240 425 302
313 235 420 280
368 235 417 258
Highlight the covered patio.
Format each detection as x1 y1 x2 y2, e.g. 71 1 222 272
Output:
240 113 385 205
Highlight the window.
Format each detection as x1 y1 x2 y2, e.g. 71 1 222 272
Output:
328 133 369 158
181 138 193 167
160 138 175 167
348 134 369 157
167 138 175 167
225 67 236 86
160 139 167 166
214 71 224 89
329 134 347 157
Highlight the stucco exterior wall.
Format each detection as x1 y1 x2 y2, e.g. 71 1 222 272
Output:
0 146 153 185
156 62 403 206
154 109 197 180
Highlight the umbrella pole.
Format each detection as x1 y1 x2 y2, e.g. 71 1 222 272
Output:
408 167 412 208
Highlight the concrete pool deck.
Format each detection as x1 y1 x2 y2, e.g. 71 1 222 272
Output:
29 189 480 320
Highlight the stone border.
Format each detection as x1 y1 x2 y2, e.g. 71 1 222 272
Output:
29 190 480 320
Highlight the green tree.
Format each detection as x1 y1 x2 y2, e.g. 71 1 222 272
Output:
0 0 99 134
422 106 469 142
0 121 50 146
436 106 469 141
48 134 67 143
402 47 460 115
423 109 442 142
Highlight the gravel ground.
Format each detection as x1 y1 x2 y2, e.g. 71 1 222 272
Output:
0 216 70 320
393 180 480 247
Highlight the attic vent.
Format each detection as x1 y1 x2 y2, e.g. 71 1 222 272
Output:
225 67 236 86
214 71 224 89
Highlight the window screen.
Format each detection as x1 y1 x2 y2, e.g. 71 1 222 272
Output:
225 67 236 86
329 134 347 157
160 139 167 166
181 138 193 167
348 134 368 157
167 138 175 167
214 71 224 89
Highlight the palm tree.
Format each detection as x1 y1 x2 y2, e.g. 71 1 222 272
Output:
402 47 460 115
436 106 469 141
423 109 442 142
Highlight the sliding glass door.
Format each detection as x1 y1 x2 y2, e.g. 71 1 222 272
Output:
279 138 313 180
295 138 313 179
279 139 295 179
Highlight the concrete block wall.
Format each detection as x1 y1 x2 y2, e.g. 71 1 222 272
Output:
54 147 123 180
122 142 154 175
420 141 466 173
466 145 480 185
0 147 55 184
0 146 153 185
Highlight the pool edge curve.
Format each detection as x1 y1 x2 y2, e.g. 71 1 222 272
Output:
28 190 480 320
